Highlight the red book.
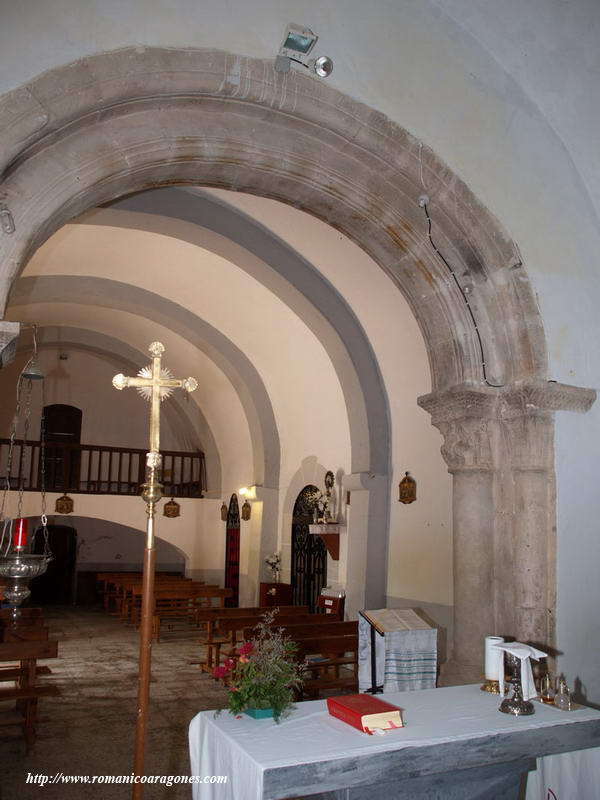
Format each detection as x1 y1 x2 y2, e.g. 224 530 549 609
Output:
327 694 404 734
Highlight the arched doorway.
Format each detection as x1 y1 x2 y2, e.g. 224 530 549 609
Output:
31 523 77 605
224 494 240 608
43 403 82 491
291 485 327 612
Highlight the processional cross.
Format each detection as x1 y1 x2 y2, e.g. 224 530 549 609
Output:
113 342 197 799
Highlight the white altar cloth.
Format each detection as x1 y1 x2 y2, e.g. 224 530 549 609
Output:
188 684 600 800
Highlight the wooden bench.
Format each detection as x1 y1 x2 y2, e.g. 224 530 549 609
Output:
122 579 200 623
118 577 197 621
0 640 60 751
242 619 358 642
293 634 359 699
194 606 310 670
151 587 233 641
98 572 184 614
1 625 49 643
207 613 342 669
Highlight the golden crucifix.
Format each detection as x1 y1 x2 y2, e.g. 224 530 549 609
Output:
112 342 197 800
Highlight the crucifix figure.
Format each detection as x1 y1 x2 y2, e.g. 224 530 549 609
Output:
112 342 197 799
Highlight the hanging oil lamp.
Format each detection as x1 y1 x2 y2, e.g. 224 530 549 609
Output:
0 325 52 623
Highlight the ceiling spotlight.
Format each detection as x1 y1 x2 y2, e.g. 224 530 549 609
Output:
275 23 333 78
310 56 334 78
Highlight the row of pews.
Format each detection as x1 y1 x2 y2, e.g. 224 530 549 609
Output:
97 573 359 696
0 607 60 751
199 605 359 698
97 572 233 641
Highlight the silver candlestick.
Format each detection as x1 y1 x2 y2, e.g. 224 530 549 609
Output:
499 653 535 716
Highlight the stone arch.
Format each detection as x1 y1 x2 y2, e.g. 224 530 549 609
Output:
0 48 545 389
1 47 593 674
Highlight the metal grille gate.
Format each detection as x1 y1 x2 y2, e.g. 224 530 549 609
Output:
291 485 327 612
224 494 240 607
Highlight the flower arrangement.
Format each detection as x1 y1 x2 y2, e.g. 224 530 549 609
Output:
264 552 281 581
213 610 304 722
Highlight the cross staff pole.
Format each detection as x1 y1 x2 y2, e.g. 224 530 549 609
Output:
113 342 197 800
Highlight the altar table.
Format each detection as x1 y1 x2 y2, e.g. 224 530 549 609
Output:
188 684 600 800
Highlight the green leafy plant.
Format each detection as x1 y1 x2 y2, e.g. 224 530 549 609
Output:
214 609 305 722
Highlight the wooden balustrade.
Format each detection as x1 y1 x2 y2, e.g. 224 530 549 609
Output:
0 438 205 498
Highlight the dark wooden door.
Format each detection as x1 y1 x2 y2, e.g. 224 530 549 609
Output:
291 485 327 612
42 404 82 491
31 525 77 605
224 494 240 607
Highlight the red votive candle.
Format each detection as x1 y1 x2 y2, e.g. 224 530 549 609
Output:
13 517 28 549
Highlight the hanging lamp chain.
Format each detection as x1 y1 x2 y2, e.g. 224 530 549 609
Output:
39 378 50 555
0 372 25 554
0 324 51 556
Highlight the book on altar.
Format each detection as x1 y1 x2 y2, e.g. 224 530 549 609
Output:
327 694 404 734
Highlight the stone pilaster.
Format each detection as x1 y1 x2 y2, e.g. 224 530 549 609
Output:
419 380 595 681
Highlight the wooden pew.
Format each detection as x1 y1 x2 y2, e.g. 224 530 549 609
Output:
242 619 358 642
1 625 49 643
0 640 60 751
117 576 194 620
193 606 309 670
151 587 233 641
122 578 199 623
99 572 184 614
294 634 359 698
97 572 143 612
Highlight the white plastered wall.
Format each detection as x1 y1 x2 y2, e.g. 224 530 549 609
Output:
203 190 453 628
0 348 184 451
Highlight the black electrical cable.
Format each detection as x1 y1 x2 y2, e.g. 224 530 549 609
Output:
420 201 505 388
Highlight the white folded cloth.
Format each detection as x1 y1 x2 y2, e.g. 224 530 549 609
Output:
491 641 548 701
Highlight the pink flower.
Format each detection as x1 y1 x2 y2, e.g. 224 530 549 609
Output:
229 686 239 692
223 659 235 671
212 665 229 679
239 641 254 656
239 655 249 664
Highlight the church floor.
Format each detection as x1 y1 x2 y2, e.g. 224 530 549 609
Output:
0 605 231 800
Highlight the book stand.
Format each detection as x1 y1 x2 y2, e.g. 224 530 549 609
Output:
359 611 384 694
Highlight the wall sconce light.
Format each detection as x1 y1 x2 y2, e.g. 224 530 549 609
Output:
398 472 417 504
241 500 252 521
163 498 180 518
220 502 228 521
239 486 258 501
55 493 74 514
274 23 333 77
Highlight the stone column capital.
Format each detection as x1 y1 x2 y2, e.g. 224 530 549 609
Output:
418 384 500 426
418 380 595 473
418 379 595 426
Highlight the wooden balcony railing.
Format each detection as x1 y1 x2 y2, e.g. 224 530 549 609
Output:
0 439 205 498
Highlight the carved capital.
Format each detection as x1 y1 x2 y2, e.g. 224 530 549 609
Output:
419 385 500 471
437 418 500 472
418 384 500 426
